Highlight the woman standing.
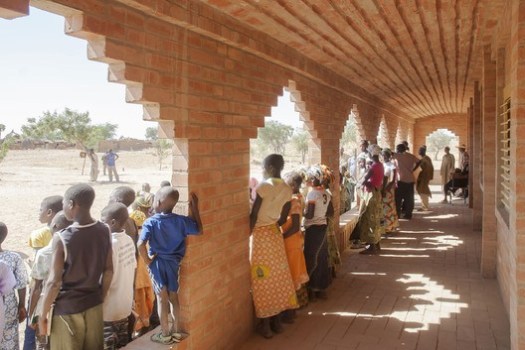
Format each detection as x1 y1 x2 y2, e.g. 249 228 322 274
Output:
304 165 334 301
353 146 385 255
382 149 399 235
250 154 298 339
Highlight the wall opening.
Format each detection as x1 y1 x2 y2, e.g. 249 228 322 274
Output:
377 116 389 149
339 108 362 213
424 129 459 184
0 7 172 257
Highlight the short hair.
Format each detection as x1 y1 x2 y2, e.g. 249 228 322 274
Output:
263 154 284 172
50 211 73 232
396 143 407 153
285 171 303 187
64 184 95 209
155 186 179 212
101 203 129 227
142 183 151 192
0 222 7 244
109 186 136 207
41 195 63 214
160 180 171 188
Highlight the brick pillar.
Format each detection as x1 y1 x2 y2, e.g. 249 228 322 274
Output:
481 45 497 278
0 0 28 19
472 81 483 231
510 2 525 348
468 100 474 208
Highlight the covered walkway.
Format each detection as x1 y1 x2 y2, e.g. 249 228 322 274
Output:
240 191 510 350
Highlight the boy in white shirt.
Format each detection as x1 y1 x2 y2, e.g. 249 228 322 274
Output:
101 203 137 349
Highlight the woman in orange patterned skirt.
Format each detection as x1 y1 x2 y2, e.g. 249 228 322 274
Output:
281 172 309 319
250 154 299 339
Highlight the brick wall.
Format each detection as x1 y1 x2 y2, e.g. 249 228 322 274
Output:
0 1 414 349
413 113 468 151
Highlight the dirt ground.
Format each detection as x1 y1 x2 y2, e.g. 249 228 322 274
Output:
0 148 172 260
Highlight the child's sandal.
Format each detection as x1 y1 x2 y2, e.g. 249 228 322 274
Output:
150 332 175 345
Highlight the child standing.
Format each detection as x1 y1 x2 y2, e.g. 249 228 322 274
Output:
249 154 298 339
129 197 155 335
0 222 29 350
281 172 309 318
28 211 72 350
303 165 334 301
28 196 63 254
137 187 203 345
39 184 113 350
101 203 137 349
0 261 16 345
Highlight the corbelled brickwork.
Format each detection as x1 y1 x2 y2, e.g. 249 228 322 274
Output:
4 0 525 349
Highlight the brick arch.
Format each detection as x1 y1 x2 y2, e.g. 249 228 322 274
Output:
414 113 468 151
377 115 390 148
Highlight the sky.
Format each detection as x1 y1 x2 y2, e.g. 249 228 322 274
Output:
0 8 301 139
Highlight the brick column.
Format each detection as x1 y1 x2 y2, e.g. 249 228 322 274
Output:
472 81 483 231
509 2 525 348
468 100 474 208
481 45 497 278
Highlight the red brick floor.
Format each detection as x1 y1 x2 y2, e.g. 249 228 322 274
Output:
125 189 510 350
239 193 510 350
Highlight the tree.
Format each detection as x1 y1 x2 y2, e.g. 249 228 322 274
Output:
256 120 293 154
153 139 172 170
145 126 158 141
0 124 4 140
0 126 13 167
21 108 117 149
427 130 455 160
291 129 309 163
341 117 359 156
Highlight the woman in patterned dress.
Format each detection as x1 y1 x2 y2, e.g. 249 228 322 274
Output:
250 154 298 339
382 149 399 234
0 261 16 345
0 223 29 350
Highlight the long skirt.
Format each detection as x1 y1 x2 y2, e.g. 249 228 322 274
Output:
283 233 309 290
250 224 298 318
353 188 383 244
383 187 399 233
133 259 155 331
326 216 341 272
304 224 331 291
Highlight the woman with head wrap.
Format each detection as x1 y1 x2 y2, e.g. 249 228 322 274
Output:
303 165 334 300
350 145 385 254
382 148 399 234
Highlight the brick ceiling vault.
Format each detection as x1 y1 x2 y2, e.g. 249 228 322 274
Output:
202 0 504 119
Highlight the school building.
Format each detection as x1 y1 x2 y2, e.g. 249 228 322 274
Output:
1 0 524 349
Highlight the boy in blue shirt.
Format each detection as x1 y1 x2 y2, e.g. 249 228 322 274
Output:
137 187 202 345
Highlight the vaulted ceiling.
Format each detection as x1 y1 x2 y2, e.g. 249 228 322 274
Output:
202 0 503 119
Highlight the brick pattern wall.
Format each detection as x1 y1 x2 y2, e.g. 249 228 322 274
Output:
0 1 413 349
413 113 468 151
481 45 497 278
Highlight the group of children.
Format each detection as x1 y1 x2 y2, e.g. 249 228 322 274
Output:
249 154 339 339
0 180 202 349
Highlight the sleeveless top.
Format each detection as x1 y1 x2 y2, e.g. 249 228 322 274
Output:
54 221 111 315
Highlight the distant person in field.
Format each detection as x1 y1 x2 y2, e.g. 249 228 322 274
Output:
87 148 99 182
106 149 120 182
28 196 63 255
101 153 108 176
0 222 29 350
28 211 72 350
39 184 113 350
137 187 203 345
100 203 137 350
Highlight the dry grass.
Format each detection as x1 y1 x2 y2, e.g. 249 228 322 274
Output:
0 148 172 259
